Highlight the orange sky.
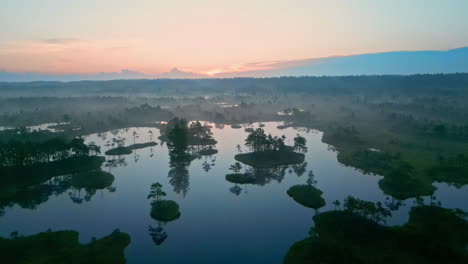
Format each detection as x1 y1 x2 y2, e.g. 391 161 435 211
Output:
1 0 467 76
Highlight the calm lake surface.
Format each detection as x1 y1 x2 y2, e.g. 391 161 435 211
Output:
1 122 467 263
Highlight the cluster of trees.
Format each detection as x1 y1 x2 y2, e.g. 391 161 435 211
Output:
323 126 361 145
147 182 167 202
188 121 214 142
337 195 392 223
387 113 468 139
244 128 307 153
0 137 100 167
163 118 214 145
164 118 215 197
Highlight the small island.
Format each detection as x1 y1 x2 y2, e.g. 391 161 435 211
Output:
235 151 304 168
148 182 181 222
225 173 256 184
234 128 307 168
198 148 218 156
151 200 181 222
105 142 158 155
287 184 325 209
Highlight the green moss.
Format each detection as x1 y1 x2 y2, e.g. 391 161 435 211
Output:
235 150 304 168
150 200 181 222
105 142 158 155
0 229 130 264
378 177 435 200
337 149 438 199
225 173 256 184
287 185 325 209
337 149 397 176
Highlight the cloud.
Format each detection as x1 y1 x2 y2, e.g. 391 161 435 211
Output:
42 38 79 45
0 67 210 82
156 67 207 79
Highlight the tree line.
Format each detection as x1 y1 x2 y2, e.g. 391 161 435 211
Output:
0 137 100 167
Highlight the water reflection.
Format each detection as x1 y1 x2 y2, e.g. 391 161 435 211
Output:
0 122 466 264
147 182 181 246
162 118 218 196
0 138 116 215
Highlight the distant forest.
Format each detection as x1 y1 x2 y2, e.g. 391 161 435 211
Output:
1 73 468 97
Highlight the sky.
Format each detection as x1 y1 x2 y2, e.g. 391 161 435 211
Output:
1 0 467 76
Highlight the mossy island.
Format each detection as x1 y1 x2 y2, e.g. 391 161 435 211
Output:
0 229 130 264
105 142 157 155
234 128 307 168
147 182 181 222
287 185 325 209
225 173 256 184
224 162 295 186
199 148 218 156
150 200 181 222
235 151 304 168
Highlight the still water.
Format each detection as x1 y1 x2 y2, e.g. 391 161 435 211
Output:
1 122 467 263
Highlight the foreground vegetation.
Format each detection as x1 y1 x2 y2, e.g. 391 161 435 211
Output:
283 204 467 264
0 229 130 264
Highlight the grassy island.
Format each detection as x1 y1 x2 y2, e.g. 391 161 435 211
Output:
225 173 256 184
150 200 181 222
0 229 131 264
105 142 157 155
148 182 181 222
235 150 304 168
234 128 307 168
199 148 218 156
287 185 325 209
